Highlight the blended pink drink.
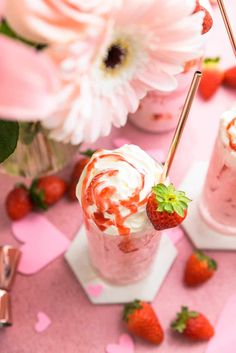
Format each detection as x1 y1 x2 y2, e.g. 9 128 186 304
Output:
77 145 163 284
129 60 201 133
200 107 236 235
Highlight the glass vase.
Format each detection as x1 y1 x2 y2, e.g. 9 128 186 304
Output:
2 123 79 178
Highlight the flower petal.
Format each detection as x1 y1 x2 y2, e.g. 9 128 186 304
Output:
0 36 59 121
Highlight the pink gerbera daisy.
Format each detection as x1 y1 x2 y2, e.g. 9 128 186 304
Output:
42 0 204 144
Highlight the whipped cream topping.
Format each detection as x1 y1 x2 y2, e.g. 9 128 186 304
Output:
219 106 236 166
77 144 163 236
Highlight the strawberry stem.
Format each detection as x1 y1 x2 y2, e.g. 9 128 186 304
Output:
171 307 198 333
29 179 48 210
80 149 96 157
152 183 191 217
123 299 142 322
195 251 217 270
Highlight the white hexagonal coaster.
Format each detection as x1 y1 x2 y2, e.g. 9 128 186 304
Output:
181 162 236 250
65 225 177 304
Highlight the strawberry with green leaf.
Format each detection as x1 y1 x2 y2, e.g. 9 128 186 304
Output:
171 306 214 341
146 183 191 231
199 57 224 100
30 176 67 209
123 300 164 344
184 251 217 286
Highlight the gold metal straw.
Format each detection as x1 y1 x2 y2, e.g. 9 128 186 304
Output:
160 71 202 182
217 0 236 56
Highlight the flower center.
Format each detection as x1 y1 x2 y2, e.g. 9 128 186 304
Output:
104 44 126 69
101 38 131 76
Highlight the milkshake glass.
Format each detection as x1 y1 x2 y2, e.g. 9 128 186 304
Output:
129 60 201 133
77 145 164 284
199 107 236 235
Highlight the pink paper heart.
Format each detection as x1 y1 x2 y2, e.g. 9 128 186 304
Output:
106 334 134 353
86 283 104 297
34 312 51 333
11 213 70 275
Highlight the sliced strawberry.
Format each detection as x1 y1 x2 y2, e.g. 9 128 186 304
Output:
194 1 213 34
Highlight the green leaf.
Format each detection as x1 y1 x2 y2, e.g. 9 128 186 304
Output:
0 20 46 49
157 204 165 212
29 179 48 210
0 120 19 163
123 299 142 322
173 203 184 217
80 149 96 157
164 203 174 213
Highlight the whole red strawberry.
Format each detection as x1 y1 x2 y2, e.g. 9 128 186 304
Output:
123 300 164 344
223 66 236 88
68 158 90 201
184 251 217 286
171 306 214 341
30 176 67 209
194 1 213 34
68 149 95 201
6 185 33 220
146 183 191 231
199 57 224 100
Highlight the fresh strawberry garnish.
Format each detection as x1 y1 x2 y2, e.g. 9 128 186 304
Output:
184 251 217 286
199 57 224 100
30 176 67 209
6 185 33 220
146 183 191 231
68 149 95 201
123 300 164 344
171 306 214 341
193 1 213 34
223 66 236 88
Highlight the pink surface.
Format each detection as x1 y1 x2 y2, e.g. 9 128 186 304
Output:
0 2 236 352
11 214 70 275
165 227 184 245
205 295 236 353
34 312 52 333
106 334 135 353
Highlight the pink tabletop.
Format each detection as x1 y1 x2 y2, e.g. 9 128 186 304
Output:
1 2 236 352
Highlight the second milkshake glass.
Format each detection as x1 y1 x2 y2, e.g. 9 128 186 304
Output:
199 107 236 235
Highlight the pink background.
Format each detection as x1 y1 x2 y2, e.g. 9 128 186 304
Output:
0 2 236 352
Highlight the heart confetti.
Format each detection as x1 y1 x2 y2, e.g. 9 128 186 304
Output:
86 283 104 297
106 334 135 353
34 312 51 333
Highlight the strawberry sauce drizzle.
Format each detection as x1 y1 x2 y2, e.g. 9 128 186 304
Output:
81 153 146 235
226 117 236 151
